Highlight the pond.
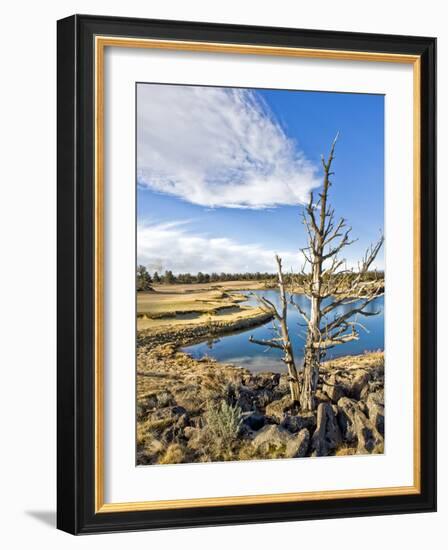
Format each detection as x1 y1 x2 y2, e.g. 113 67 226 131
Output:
183 289 384 373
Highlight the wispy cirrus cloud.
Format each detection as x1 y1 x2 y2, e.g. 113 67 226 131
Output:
137 84 319 209
137 221 298 274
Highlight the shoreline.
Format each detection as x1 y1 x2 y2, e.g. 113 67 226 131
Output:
137 282 383 363
137 280 383 339
138 307 274 349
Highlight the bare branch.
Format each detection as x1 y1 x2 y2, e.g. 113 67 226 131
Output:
249 335 284 350
249 254 301 403
322 229 356 260
290 297 311 325
323 216 346 244
305 192 320 236
323 298 380 335
316 332 359 349
250 292 281 320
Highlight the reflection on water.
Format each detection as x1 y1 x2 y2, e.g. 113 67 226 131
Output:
183 290 384 373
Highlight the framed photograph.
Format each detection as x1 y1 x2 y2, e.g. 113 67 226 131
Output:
57 14 436 534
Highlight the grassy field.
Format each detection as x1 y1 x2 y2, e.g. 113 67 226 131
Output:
137 281 268 332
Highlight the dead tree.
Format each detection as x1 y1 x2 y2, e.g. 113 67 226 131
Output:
249 255 300 402
293 134 384 412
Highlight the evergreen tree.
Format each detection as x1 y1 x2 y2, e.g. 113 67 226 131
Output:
136 265 153 291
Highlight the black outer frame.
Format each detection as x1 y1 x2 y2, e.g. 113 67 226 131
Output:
57 14 437 535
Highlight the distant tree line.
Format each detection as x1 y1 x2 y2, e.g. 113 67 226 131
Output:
136 264 383 291
136 265 277 289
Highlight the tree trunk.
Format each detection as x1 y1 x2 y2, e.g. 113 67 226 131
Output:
300 239 323 411
300 342 320 411
281 317 300 402
276 255 300 403
299 142 332 411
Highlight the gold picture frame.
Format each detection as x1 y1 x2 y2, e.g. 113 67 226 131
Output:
57 15 436 534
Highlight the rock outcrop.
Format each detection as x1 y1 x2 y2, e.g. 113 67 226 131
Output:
281 412 316 434
265 395 294 421
322 374 345 403
337 397 384 454
311 402 342 456
366 391 385 436
251 424 310 458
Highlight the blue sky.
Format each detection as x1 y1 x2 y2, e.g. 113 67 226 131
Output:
137 84 384 275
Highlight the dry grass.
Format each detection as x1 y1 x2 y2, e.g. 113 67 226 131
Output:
136 281 270 332
238 442 287 461
321 351 384 373
158 444 187 464
334 444 358 456
152 281 267 294
137 281 264 316
138 416 173 434
335 439 384 457
138 289 236 316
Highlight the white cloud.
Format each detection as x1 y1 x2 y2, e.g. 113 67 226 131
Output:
137 221 298 274
137 221 384 275
137 84 319 209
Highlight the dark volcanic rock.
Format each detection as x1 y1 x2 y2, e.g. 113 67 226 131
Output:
243 413 267 431
311 402 342 456
286 428 310 458
281 412 316 434
366 391 385 436
337 397 383 454
322 374 346 403
251 424 310 459
265 395 294 421
345 370 372 400
252 424 292 453
234 387 257 412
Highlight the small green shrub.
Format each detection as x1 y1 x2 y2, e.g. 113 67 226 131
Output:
204 400 243 448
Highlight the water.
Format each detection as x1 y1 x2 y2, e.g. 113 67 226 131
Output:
183 290 384 373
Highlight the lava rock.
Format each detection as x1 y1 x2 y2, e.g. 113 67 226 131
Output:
337 397 383 454
311 402 342 456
